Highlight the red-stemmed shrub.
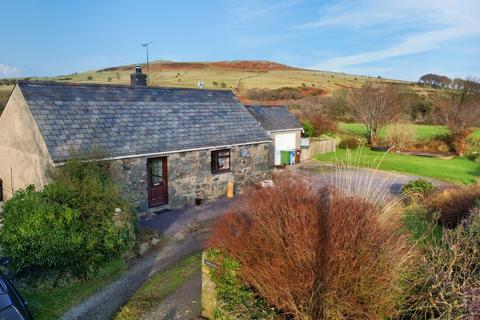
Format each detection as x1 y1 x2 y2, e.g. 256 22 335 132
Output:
209 176 408 320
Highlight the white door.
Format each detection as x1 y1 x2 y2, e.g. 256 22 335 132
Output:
274 132 297 165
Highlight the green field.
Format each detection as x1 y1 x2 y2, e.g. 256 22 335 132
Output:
315 148 479 184
338 122 480 140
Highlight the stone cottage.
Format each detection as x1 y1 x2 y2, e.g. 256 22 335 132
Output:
0 69 272 211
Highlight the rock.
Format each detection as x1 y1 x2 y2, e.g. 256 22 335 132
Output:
150 237 161 247
138 242 150 255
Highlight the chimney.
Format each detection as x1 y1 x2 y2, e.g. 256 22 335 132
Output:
130 65 147 86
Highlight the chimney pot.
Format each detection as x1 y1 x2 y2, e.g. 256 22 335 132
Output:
130 65 147 86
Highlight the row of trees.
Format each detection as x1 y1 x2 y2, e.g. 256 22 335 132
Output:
419 74 480 92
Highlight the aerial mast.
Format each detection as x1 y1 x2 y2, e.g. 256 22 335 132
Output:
141 41 154 85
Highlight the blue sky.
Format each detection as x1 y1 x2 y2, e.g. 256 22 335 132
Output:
1 0 479 81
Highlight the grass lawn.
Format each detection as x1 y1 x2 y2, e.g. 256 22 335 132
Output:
18 258 126 320
315 148 479 184
114 253 201 320
338 122 480 141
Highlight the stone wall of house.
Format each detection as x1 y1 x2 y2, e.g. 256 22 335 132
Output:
113 142 271 213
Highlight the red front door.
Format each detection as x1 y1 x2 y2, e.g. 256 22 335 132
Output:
148 157 168 207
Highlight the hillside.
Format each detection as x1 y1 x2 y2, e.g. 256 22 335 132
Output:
0 60 432 113
25 60 424 93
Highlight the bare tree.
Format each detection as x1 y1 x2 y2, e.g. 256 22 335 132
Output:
435 77 480 156
347 82 402 146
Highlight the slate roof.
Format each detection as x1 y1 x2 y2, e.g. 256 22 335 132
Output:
18 81 271 162
246 105 303 132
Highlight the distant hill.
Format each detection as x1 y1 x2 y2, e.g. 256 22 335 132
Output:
0 60 431 113
99 60 299 72
26 60 419 93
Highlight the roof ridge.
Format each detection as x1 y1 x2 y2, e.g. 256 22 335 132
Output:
17 80 233 94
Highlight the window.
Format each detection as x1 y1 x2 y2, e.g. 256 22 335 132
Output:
211 149 231 173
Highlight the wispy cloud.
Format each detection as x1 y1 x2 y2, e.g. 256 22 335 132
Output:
300 0 480 71
230 0 302 23
0 64 20 78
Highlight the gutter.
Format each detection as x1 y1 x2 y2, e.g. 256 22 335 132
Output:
267 128 303 133
53 139 272 165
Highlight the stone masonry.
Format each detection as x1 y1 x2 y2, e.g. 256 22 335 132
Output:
114 142 271 213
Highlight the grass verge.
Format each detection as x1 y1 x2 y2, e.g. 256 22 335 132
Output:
314 148 479 184
18 258 126 320
114 252 201 320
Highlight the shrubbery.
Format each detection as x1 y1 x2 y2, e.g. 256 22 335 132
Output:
401 208 480 319
302 120 315 138
207 250 279 319
425 185 480 226
245 87 302 101
0 158 135 274
338 136 360 149
209 176 408 320
412 137 451 154
310 113 337 136
402 179 436 198
386 123 416 150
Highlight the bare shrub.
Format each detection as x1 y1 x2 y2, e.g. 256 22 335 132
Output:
434 77 480 156
412 138 451 154
338 136 360 149
308 113 337 136
425 185 480 226
401 225 480 319
386 123 416 150
209 176 408 320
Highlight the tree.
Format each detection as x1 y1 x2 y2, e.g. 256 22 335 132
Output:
347 82 402 146
434 77 480 156
419 73 452 88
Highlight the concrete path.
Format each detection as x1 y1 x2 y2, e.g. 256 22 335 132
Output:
62 197 235 320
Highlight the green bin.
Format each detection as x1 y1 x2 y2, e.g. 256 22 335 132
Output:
280 150 291 165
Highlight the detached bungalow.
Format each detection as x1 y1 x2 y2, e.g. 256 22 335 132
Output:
0 67 272 211
246 105 303 165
